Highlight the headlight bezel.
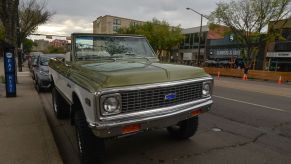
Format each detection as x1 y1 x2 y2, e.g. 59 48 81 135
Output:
100 93 122 116
202 81 213 97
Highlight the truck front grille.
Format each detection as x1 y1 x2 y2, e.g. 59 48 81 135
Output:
120 82 203 113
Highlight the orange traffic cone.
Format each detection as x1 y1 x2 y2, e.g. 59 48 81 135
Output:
242 74 248 80
217 71 220 80
278 76 282 85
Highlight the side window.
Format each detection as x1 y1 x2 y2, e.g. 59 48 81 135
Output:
33 56 39 66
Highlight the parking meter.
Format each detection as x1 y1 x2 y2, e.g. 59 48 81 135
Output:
4 47 16 97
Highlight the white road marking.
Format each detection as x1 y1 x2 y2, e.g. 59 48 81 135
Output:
213 95 290 113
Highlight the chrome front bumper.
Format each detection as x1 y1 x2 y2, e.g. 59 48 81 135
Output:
89 97 213 138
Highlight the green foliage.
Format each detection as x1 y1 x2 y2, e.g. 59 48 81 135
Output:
209 0 290 67
45 45 65 54
23 38 34 53
0 0 19 46
118 18 184 57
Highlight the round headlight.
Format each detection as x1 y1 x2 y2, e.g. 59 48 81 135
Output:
202 83 210 96
103 97 120 113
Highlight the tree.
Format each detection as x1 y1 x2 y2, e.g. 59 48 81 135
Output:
45 45 65 54
22 38 34 53
19 0 53 44
0 0 19 46
17 0 53 71
209 0 290 69
118 19 184 61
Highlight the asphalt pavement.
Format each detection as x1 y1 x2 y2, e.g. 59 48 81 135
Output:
38 77 291 164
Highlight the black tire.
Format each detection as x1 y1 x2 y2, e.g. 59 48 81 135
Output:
74 109 105 164
167 116 199 139
35 79 42 93
52 87 69 119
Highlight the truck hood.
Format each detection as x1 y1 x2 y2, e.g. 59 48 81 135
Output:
72 61 208 89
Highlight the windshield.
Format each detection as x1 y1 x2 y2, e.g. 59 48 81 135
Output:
40 57 49 66
74 35 156 61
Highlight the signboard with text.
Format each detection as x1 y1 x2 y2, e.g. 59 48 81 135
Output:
4 50 16 97
266 52 291 58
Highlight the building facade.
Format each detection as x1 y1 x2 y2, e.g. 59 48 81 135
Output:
266 19 291 72
33 39 49 52
176 26 208 65
177 25 243 67
177 25 266 69
93 15 144 34
50 39 68 48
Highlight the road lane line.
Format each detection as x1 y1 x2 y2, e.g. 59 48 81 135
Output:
213 95 291 113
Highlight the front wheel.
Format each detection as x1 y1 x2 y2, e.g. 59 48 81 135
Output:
74 110 105 164
167 116 199 139
35 79 42 93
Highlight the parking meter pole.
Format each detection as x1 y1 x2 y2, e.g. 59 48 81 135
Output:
4 46 17 97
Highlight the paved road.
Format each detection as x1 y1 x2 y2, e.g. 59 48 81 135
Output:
38 78 291 164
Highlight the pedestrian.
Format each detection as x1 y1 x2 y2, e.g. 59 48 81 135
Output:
244 67 249 75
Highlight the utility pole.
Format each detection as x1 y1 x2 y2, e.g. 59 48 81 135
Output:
186 7 209 66
16 10 22 72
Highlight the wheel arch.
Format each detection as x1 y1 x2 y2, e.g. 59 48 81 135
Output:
71 91 83 125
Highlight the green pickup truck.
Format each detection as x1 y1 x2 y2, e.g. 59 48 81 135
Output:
49 33 213 164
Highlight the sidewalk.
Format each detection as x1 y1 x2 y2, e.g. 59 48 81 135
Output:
214 77 291 98
0 57 4 82
0 67 63 163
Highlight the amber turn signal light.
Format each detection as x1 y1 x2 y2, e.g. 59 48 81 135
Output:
191 109 202 116
122 124 141 134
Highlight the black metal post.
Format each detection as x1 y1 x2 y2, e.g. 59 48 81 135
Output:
186 7 209 66
197 15 203 66
16 10 22 72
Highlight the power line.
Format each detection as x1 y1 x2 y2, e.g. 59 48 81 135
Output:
30 33 71 40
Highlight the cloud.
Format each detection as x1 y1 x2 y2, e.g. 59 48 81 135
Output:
36 15 92 36
31 0 229 35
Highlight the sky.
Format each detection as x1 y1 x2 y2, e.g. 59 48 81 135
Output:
31 0 227 38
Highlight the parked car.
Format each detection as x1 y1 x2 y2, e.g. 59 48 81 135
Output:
28 52 43 79
33 54 64 92
49 33 213 164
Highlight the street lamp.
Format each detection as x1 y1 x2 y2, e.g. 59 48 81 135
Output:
186 7 209 66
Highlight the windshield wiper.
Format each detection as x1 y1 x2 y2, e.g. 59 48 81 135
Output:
122 56 157 62
124 52 136 56
76 55 120 62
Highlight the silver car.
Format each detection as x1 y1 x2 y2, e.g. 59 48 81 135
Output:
33 54 64 92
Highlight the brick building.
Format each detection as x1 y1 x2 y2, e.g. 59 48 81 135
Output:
50 39 68 48
93 15 144 34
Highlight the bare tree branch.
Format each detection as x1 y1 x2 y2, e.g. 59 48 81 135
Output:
19 0 54 43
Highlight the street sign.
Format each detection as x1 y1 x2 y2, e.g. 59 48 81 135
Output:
4 49 16 97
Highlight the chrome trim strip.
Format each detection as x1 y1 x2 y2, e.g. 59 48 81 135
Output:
93 77 213 122
99 96 211 122
93 98 213 129
95 77 213 95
